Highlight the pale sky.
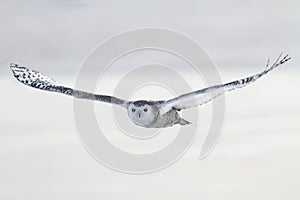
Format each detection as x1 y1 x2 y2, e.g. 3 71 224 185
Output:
0 0 299 76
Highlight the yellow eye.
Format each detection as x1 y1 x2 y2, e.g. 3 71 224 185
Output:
132 108 136 112
143 108 148 112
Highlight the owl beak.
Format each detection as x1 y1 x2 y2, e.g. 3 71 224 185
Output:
138 113 141 118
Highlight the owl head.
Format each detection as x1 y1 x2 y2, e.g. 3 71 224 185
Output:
127 101 159 127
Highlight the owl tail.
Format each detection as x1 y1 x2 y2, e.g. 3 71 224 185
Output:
178 118 192 126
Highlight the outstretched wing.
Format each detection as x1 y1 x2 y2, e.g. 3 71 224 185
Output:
10 63 129 108
160 53 291 114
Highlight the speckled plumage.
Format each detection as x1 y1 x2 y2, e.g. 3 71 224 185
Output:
10 53 291 128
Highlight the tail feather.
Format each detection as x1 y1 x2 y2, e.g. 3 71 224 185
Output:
178 118 192 126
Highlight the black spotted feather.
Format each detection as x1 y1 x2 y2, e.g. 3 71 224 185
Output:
10 63 128 107
160 53 291 114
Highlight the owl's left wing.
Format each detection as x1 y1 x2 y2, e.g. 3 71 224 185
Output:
10 64 129 108
159 53 291 114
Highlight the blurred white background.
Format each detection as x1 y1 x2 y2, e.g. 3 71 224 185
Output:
0 0 299 199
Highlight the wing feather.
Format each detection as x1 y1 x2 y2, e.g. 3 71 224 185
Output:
10 63 128 108
160 54 291 114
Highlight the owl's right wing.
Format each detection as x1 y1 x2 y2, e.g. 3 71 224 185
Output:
10 64 129 108
159 53 291 115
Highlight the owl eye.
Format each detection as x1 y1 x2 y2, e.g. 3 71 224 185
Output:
143 108 148 112
132 108 136 112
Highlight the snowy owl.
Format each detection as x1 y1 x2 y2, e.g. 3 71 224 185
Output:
10 53 291 128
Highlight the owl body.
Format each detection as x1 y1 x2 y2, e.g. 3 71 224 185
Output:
127 100 191 128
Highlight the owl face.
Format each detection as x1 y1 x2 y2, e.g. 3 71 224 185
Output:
127 101 159 127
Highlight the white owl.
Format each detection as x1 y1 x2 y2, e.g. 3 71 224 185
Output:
10 53 290 128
